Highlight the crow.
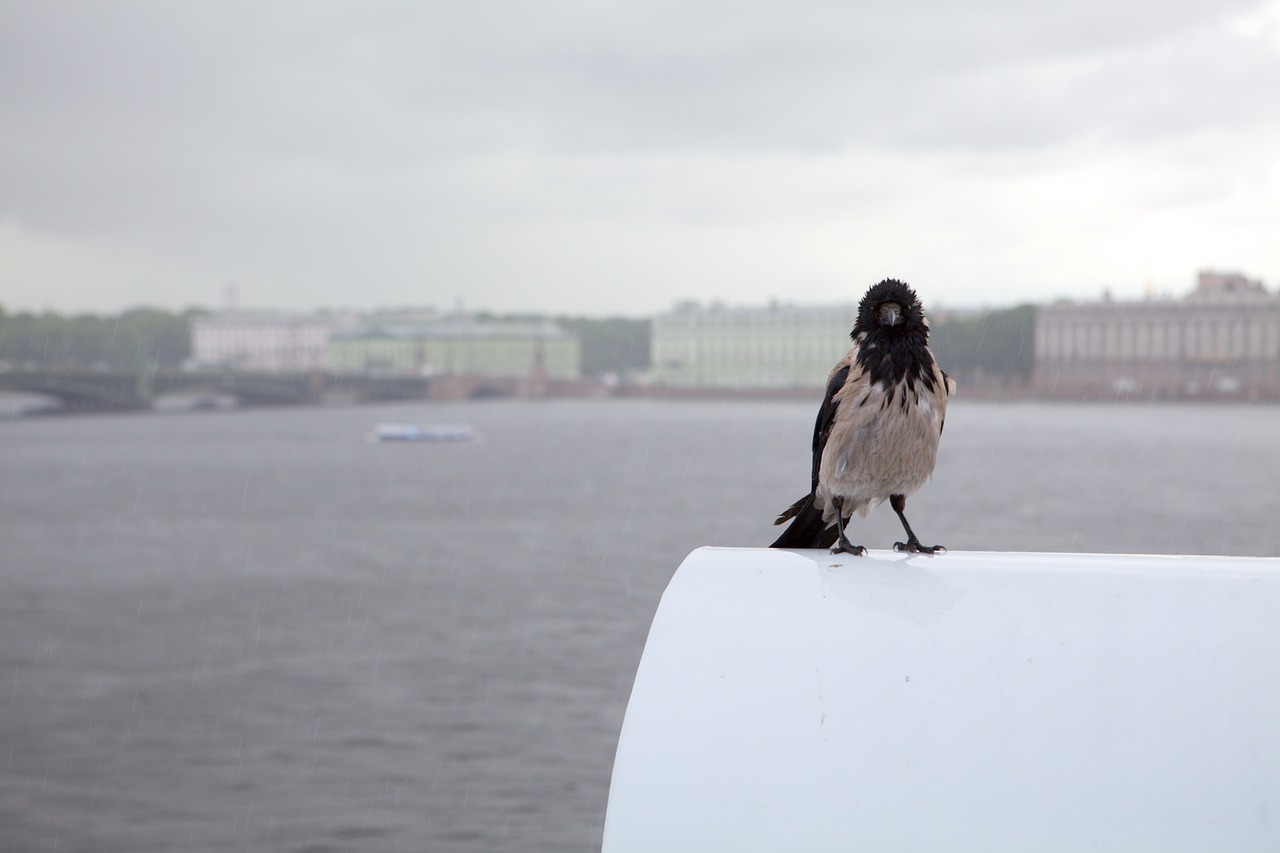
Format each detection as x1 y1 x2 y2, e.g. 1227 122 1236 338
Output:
770 279 955 555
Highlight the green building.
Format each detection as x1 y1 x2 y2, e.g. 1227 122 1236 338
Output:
327 319 580 380
651 302 857 388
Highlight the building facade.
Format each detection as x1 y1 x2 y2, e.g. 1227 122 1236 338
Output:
651 302 858 388
326 319 581 380
1034 272 1280 399
190 312 356 372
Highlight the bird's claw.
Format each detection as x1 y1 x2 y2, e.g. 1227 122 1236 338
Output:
831 543 866 556
893 541 946 555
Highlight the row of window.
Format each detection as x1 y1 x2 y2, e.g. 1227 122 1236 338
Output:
654 338 848 364
1042 360 1280 380
1038 316 1280 362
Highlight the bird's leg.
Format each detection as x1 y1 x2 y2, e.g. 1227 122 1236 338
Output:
830 497 866 556
890 494 945 554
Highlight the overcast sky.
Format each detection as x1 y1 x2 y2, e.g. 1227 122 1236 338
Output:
2 0 1279 316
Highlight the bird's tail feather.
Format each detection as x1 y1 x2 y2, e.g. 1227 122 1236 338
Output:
770 493 838 549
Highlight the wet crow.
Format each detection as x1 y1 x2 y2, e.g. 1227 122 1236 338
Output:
771 279 955 555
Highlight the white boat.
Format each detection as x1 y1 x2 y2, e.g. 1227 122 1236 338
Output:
371 423 476 443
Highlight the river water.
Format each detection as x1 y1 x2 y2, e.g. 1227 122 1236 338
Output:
2 399 1278 852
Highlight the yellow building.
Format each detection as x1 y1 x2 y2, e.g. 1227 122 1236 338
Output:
651 301 857 388
1034 272 1280 399
327 319 580 380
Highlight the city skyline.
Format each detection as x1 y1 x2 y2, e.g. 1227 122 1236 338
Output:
2 265 1271 321
3 1 1279 316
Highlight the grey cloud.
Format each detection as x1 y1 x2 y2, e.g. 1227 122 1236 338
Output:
1 0 1277 312
6 1 1270 160
502 1 1278 154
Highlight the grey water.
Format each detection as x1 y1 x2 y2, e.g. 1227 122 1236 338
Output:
3 399 1279 852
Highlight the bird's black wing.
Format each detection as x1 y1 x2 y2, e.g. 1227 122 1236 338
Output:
938 369 955 435
810 363 851 491
770 361 850 548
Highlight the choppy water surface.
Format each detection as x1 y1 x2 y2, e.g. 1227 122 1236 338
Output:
2 399 1278 852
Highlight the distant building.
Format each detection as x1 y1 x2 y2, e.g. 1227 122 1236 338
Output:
326 317 581 380
1034 271 1280 399
190 312 357 372
651 301 858 388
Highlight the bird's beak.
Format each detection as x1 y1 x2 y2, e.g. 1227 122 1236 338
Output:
879 303 902 326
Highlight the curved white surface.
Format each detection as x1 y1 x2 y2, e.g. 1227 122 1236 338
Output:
604 547 1280 853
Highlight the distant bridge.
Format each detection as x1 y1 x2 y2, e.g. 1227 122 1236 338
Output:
0 370 552 412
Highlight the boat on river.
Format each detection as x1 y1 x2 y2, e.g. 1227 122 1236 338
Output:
371 423 476 443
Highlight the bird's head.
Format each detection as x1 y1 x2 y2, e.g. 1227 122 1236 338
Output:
853 278 929 340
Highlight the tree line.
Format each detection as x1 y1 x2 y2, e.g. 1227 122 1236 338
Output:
0 306 653 378
0 304 1032 382
0 307 200 370
929 304 1036 384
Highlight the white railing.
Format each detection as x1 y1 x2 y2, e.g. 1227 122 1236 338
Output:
604 547 1280 852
